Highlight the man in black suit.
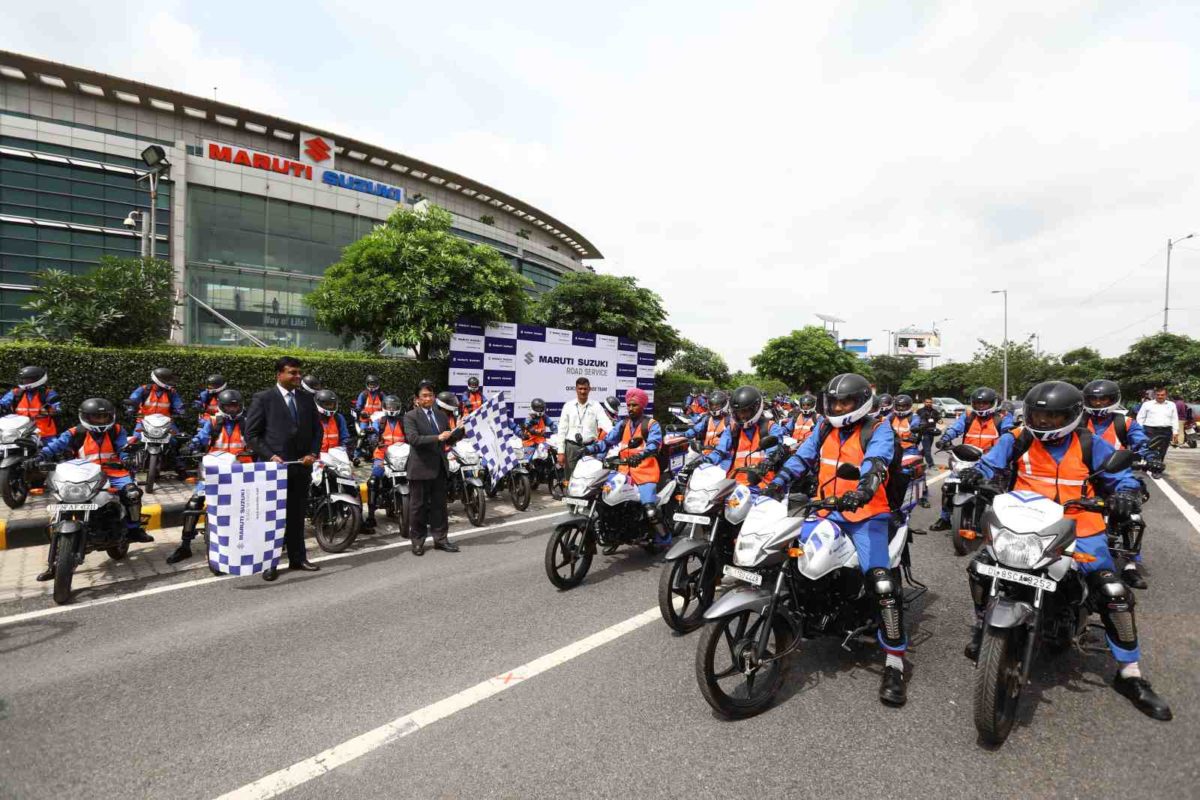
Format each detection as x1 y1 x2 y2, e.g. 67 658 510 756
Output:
245 356 323 580
401 380 463 555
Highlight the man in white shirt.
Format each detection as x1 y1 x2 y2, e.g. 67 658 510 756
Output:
1136 387 1178 463
553 377 606 477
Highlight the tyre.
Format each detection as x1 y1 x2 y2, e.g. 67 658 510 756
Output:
695 608 792 719
145 452 161 494
0 465 28 509
313 501 361 553
508 472 531 511
465 483 486 527
486 480 500 499
106 542 130 560
400 493 411 537
1188 438 1197 449
658 549 713 634
951 503 974 557
52 532 80 605
973 626 1024 745
544 520 593 589
550 470 564 501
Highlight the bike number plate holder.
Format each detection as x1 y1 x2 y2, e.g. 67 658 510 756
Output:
674 512 711 526
976 562 1056 593
49 503 98 513
722 565 762 587
564 497 589 510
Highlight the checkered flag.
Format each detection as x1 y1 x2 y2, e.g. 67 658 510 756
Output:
463 391 521 488
203 457 288 575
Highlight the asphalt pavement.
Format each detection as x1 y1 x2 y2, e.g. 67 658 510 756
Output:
1 461 1198 799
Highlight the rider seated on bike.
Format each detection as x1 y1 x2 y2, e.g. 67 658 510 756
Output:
890 394 931 508
771 393 821 443
599 395 618 440
1 365 62 438
461 376 486 415
580 388 671 547
33 398 153 580
353 375 385 425
930 387 1013 532
127 367 185 440
518 398 557 455
958 381 1171 721
315 390 355 454
192 374 227 422
685 389 730 453
704 386 777 488
167 390 253 564
364 395 406 529
766 372 909 707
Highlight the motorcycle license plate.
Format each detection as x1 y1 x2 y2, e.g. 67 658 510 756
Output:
674 512 711 526
722 565 762 587
976 562 1056 593
564 497 590 510
49 503 98 513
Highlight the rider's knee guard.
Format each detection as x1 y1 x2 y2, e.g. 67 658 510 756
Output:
121 483 143 524
1089 569 1138 652
869 567 905 650
181 494 204 542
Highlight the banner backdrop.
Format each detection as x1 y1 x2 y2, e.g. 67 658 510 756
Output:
203 457 288 575
449 320 656 420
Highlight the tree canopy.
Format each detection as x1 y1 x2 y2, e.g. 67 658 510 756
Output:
669 338 731 384
750 326 865 391
865 355 919 394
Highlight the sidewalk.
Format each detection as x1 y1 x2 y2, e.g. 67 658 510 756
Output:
1163 444 1200 508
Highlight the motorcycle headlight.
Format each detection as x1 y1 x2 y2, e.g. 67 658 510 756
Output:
51 474 103 503
143 421 170 438
683 487 716 514
989 527 1052 570
387 453 407 471
332 461 352 479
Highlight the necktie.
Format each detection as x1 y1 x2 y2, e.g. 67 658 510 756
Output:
427 409 438 432
286 391 298 423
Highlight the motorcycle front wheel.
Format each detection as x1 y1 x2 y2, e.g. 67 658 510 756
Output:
951 503 975 556
544 520 593 589
0 465 28 509
695 608 792 719
52 531 80 605
464 483 486 527
145 452 161 494
508 472 531 511
313 502 361 553
974 626 1024 745
658 550 713 633
390 490 411 538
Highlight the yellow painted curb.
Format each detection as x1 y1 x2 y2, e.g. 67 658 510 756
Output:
360 482 369 503
0 518 6 550
143 503 163 530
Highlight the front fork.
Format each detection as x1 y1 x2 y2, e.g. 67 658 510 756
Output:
753 570 788 664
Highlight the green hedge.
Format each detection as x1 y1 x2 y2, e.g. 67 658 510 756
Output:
0 342 446 428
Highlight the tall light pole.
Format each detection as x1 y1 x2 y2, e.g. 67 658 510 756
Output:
135 145 170 261
930 317 950 368
1164 233 1195 332
991 290 1008 400
882 329 894 356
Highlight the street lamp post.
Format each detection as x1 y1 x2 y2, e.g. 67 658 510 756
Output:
135 145 170 261
930 317 950 368
882 329 894 356
991 290 1008 400
1164 233 1195 333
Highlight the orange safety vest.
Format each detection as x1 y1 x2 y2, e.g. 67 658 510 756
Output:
76 427 128 478
688 399 707 415
817 422 891 522
702 415 728 449
792 414 818 443
209 420 252 462
963 414 1001 451
523 418 549 447
618 417 660 486
373 416 407 460
729 424 771 486
1087 416 1128 451
465 390 484 414
14 388 57 437
359 390 384 418
1012 433 1106 537
138 385 173 418
320 416 342 454
891 414 921 451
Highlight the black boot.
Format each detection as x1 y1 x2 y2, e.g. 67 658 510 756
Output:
362 477 378 529
965 622 984 660
36 566 54 582
166 545 193 564
930 517 951 532
126 527 154 544
1113 673 1172 721
880 665 907 706
1123 563 1148 590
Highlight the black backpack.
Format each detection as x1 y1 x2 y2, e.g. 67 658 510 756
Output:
815 417 905 511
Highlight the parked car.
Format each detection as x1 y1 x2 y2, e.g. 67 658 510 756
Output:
934 397 966 417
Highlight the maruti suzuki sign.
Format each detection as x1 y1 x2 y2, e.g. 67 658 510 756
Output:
299 132 335 170
203 139 403 204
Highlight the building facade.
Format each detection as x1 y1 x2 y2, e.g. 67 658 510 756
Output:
0 51 600 349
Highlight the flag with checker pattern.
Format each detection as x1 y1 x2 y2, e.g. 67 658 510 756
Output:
462 391 522 488
203 456 288 575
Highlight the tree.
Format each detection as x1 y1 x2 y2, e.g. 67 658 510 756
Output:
1058 346 1110 388
969 337 1057 400
669 339 731 384
865 355 919 394
751 326 863 391
532 272 682 360
727 371 790 398
903 361 974 399
1109 333 1200 396
305 206 530 359
12 257 176 347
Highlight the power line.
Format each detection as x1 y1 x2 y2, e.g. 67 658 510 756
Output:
1077 308 1162 348
1073 246 1165 309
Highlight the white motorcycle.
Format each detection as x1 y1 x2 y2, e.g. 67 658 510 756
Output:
448 438 486 526
132 412 185 493
379 442 411 533
309 446 363 552
0 413 42 508
484 434 532 511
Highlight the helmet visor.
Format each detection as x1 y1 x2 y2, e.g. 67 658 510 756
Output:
83 410 114 428
1085 393 1118 410
1028 408 1073 431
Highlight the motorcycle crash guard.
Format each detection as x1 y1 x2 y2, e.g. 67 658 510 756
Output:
984 597 1035 629
664 537 709 563
703 586 772 621
329 492 362 507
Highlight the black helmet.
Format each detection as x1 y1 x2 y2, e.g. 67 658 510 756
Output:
301 374 322 394
529 398 546 418
436 391 460 414
969 387 999 417
709 390 730 415
730 386 763 427
205 373 226 392
602 396 619 416
1023 381 1084 442
1082 379 1121 417
365 374 381 390
151 367 176 389
467 376 481 390
822 374 873 429
869 394 882 418
383 394 404 416
798 393 816 414
17 365 47 390
314 389 338 416
893 394 914 417
877 393 894 413
79 397 116 433
216 388 243 420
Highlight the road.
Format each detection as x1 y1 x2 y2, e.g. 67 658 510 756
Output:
2 460 1199 799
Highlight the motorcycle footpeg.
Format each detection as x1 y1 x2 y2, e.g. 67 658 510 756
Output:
840 623 873 651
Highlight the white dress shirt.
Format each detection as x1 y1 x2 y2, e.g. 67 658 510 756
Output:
1137 400 1178 428
553 399 605 450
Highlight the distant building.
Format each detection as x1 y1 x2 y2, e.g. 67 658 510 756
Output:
893 327 942 369
840 337 870 359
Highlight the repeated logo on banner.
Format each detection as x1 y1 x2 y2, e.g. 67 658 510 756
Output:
448 320 656 420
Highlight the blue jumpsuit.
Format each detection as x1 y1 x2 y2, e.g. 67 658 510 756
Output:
40 426 138 529
583 416 663 504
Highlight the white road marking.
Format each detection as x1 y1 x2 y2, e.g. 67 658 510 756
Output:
0 510 567 628
215 607 661 800
1152 476 1200 534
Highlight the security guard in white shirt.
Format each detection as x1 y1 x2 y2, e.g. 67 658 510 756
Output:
552 376 606 477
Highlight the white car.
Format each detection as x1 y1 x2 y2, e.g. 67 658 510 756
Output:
934 397 966 417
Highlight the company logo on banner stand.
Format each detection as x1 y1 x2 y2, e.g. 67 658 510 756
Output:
448 318 654 420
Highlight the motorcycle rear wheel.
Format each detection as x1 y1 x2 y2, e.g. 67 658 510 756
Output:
695 608 791 719
974 626 1024 745
658 550 712 633
313 502 361 553
52 532 80 605
0 465 28 509
509 472 531 511
464 484 486 527
544 521 593 589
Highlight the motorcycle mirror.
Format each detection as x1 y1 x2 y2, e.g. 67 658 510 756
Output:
951 444 983 462
758 435 778 450
574 434 583 444
835 463 861 481
1097 449 1136 475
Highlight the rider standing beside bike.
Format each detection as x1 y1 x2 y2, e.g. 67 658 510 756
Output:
685 389 730 452
704 387 777 487
364 395 406 530
931 387 1012 532
1 366 61 438
767 373 910 706
958 381 1171 720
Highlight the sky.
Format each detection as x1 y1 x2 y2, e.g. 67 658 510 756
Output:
4 1 1200 370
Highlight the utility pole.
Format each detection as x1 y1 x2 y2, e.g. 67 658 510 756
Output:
1165 233 1195 333
991 290 1008 400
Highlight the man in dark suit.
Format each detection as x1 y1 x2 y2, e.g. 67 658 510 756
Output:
245 356 323 581
401 380 463 555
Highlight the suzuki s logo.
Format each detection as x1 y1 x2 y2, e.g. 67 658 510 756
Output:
304 136 332 162
524 351 535 365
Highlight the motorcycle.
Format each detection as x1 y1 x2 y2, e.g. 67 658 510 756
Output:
969 449 1134 745
448 438 486 526
308 446 363 552
484 434 533 511
44 459 143 605
0 413 43 508
354 413 381 463
544 453 678 590
180 452 236 576
943 443 988 556
694 462 924 719
379 442 411 534
525 441 563 501
1183 421 1197 449
130 412 186 493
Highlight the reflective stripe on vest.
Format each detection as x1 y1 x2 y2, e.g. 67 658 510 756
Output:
523 418 548 447
818 423 890 522
963 415 1000 450
619 417 660 485
77 427 127 477
15 389 57 437
361 391 383 416
210 421 250 460
793 415 817 443
730 425 768 486
375 417 407 459
139 386 172 417
891 415 919 449
320 417 341 453
1014 434 1104 537
1087 417 1125 450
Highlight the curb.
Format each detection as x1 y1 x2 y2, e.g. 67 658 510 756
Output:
0 481 373 551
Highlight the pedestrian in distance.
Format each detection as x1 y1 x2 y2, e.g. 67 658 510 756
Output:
1136 387 1177 465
